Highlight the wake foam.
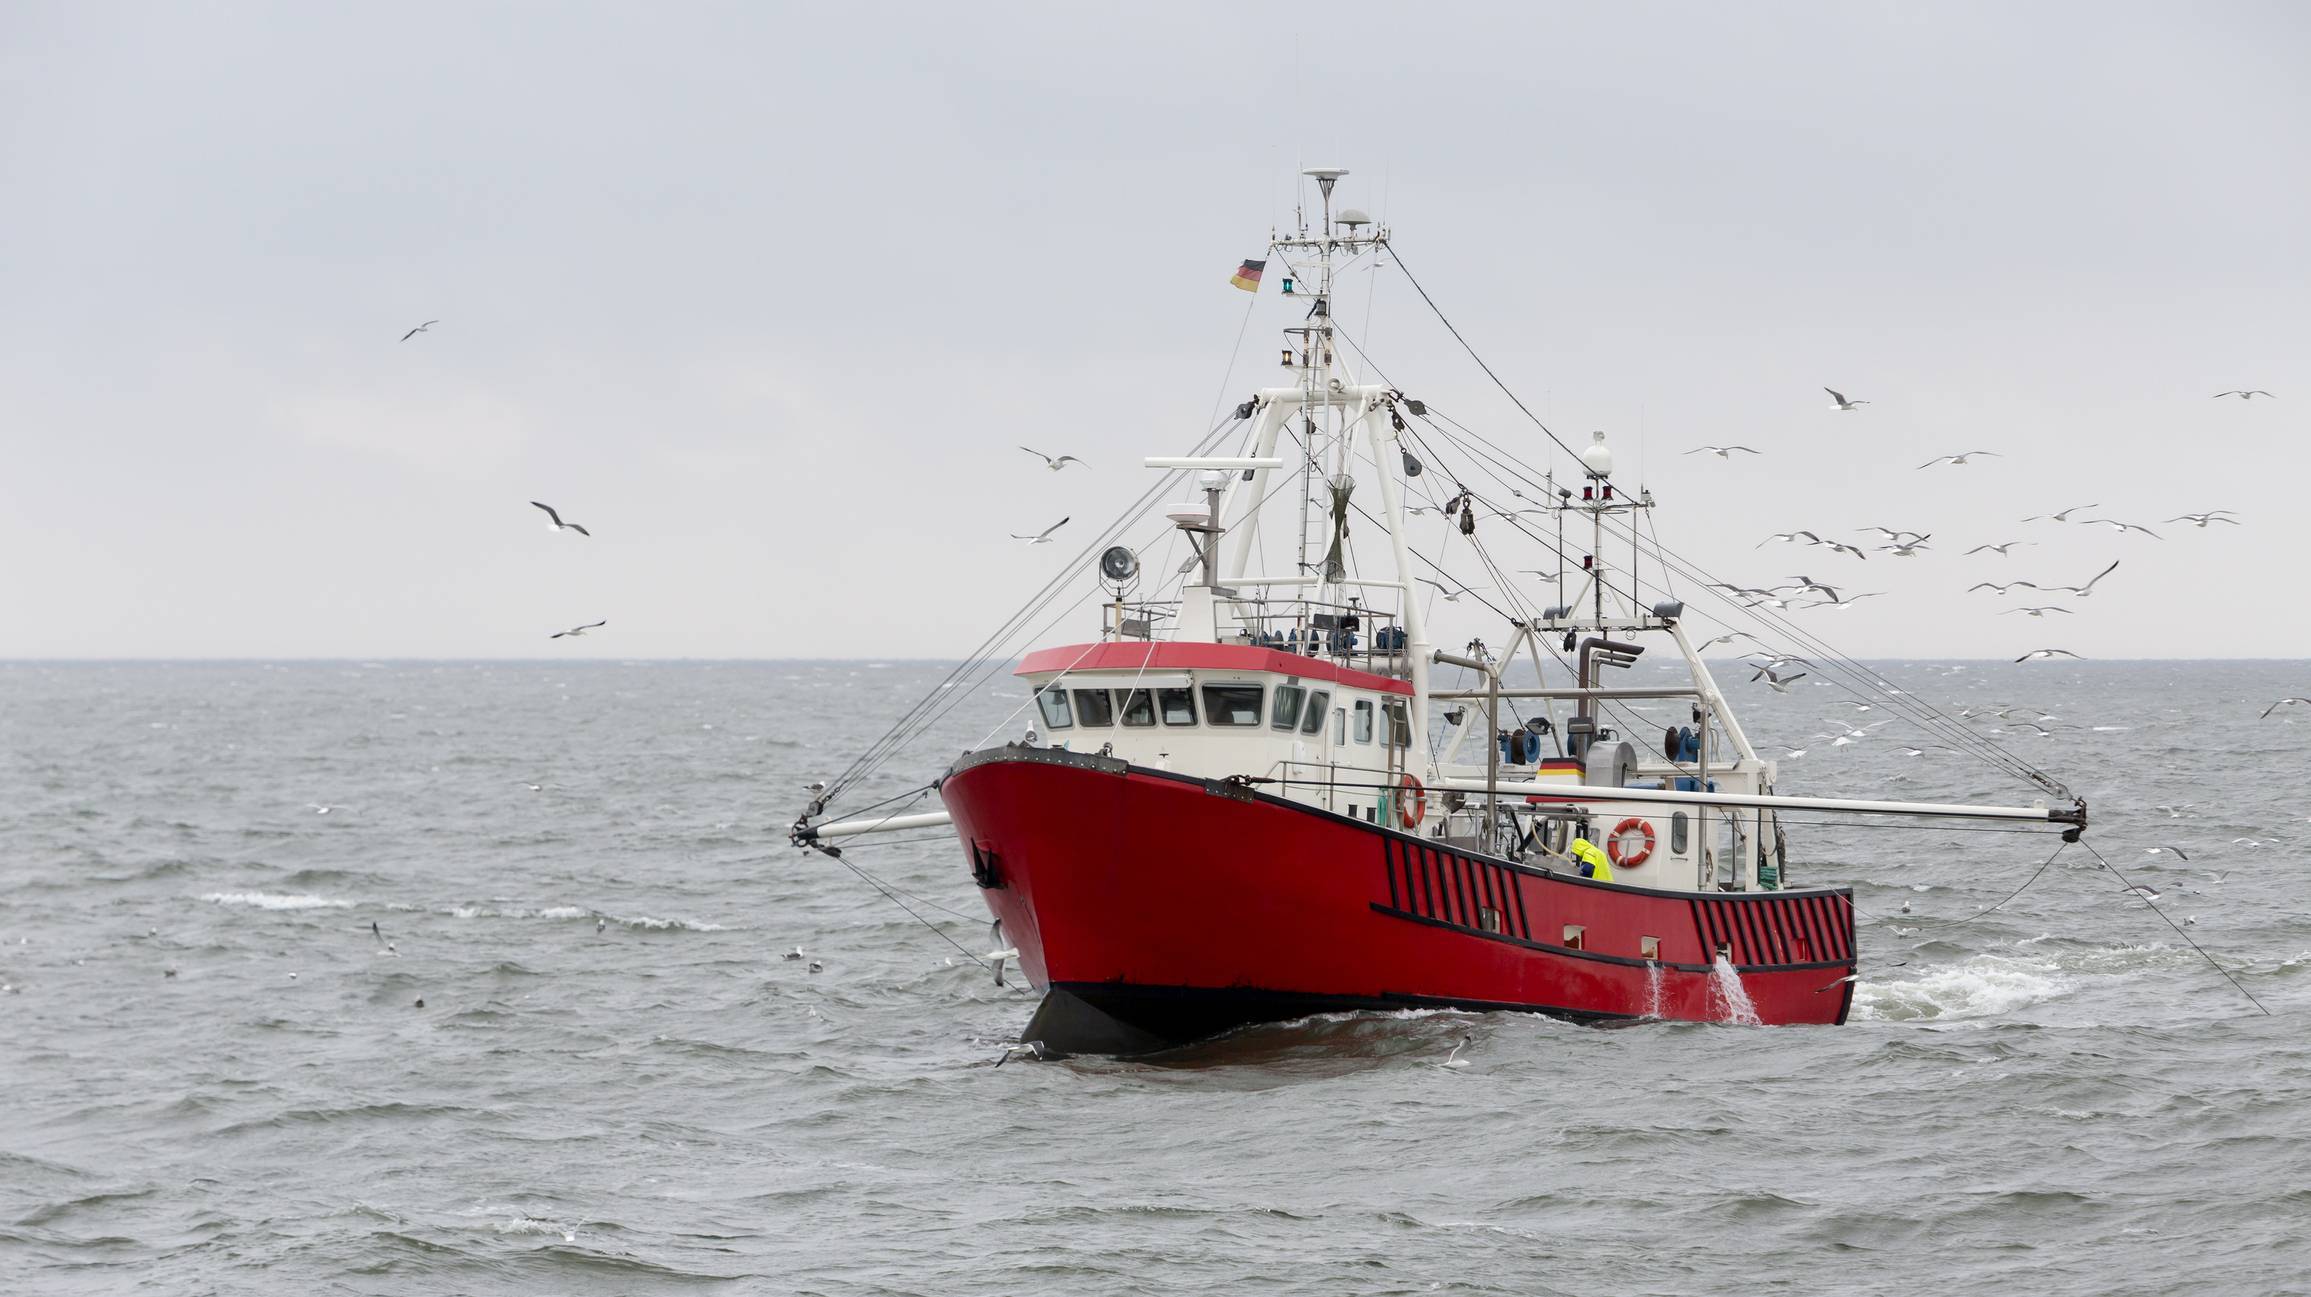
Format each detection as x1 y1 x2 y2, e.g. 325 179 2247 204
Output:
1851 953 2069 1021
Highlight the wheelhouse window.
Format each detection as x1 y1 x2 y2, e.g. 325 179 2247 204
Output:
1158 687 1197 726
1671 811 1690 855
1035 686 1073 730
1300 690 1330 735
1202 684 1264 727
1353 699 1374 743
1271 683 1306 732
1117 689 1157 727
1384 698 1411 747
1071 689 1116 727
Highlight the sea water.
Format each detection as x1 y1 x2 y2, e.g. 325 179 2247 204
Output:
3 659 2308 1295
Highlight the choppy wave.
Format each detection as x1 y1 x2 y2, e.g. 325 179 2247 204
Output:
202 891 354 911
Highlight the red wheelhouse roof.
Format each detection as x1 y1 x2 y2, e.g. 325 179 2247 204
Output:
1015 642 1415 695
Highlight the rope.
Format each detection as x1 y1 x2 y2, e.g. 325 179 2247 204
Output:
2078 838 2271 1016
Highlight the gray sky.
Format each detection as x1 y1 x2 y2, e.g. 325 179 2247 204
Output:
3 2 2304 660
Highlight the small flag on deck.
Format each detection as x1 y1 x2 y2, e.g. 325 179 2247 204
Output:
1229 258 1266 292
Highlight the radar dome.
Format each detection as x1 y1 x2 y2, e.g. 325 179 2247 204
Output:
1580 430 1613 478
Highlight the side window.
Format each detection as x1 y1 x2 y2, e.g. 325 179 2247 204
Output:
1671 811 1690 855
1035 686 1073 730
1072 689 1115 727
1332 708 1347 744
1353 699 1375 743
1158 687 1197 725
1118 689 1156 727
1271 684 1306 732
1300 689 1330 735
1201 684 1263 726
1384 699 1411 747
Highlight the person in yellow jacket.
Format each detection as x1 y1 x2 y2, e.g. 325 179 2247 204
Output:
1568 835 1615 883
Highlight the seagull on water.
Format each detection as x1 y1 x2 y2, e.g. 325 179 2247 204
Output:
1686 445 1762 459
2038 560 2121 598
2166 512 2241 528
550 620 606 639
2001 605 2073 618
1825 387 1869 411
400 319 438 342
1011 517 1069 544
1773 744 1809 759
2015 648 2083 663
995 1041 1051 1067
1917 451 2001 469
1018 447 1083 471
2260 697 2311 719
1441 1033 1474 1070
1966 541 2033 556
529 501 590 536
2213 390 2274 400
782 947 805 961
2021 503 2099 523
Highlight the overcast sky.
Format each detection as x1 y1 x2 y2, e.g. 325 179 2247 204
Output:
3 2 2303 660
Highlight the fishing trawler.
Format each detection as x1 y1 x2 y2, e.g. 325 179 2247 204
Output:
793 169 2085 1054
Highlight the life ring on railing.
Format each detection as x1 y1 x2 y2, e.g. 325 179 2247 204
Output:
1397 774 1427 829
1607 816 1656 869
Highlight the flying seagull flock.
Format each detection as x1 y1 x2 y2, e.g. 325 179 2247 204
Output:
1671 384 2298 728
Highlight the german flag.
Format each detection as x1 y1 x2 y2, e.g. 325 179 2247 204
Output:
1229 258 1266 292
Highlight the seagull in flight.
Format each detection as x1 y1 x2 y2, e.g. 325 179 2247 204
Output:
1686 445 1762 459
2039 560 2121 597
2001 605 2073 618
1877 538 1932 558
1858 526 1927 543
1418 577 1488 603
2260 697 2311 719
1753 666 1808 693
1917 451 2002 469
1018 446 1083 471
2165 512 2241 528
2144 845 2191 861
2213 390 2274 400
2021 503 2099 523
1824 387 1869 411
1011 517 1070 543
2079 518 2160 538
1820 539 1870 560
400 319 438 342
1697 631 1757 649
1966 541 2032 556
1759 530 1823 548
550 620 606 639
1804 592 1885 611
1968 580 2039 595
2014 648 2083 663
1788 575 1842 601
529 501 590 536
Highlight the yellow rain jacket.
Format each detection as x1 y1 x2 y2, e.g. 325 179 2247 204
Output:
1569 837 1615 883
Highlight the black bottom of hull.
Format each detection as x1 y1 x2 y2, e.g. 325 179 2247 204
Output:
1024 981 1634 1055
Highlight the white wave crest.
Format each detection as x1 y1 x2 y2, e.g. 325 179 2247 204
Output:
1851 954 2069 1022
202 892 353 911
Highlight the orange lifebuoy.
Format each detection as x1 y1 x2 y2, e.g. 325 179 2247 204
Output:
1607 816 1656 868
1397 774 1427 829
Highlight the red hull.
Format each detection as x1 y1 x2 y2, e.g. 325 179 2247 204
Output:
941 747 1856 1052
